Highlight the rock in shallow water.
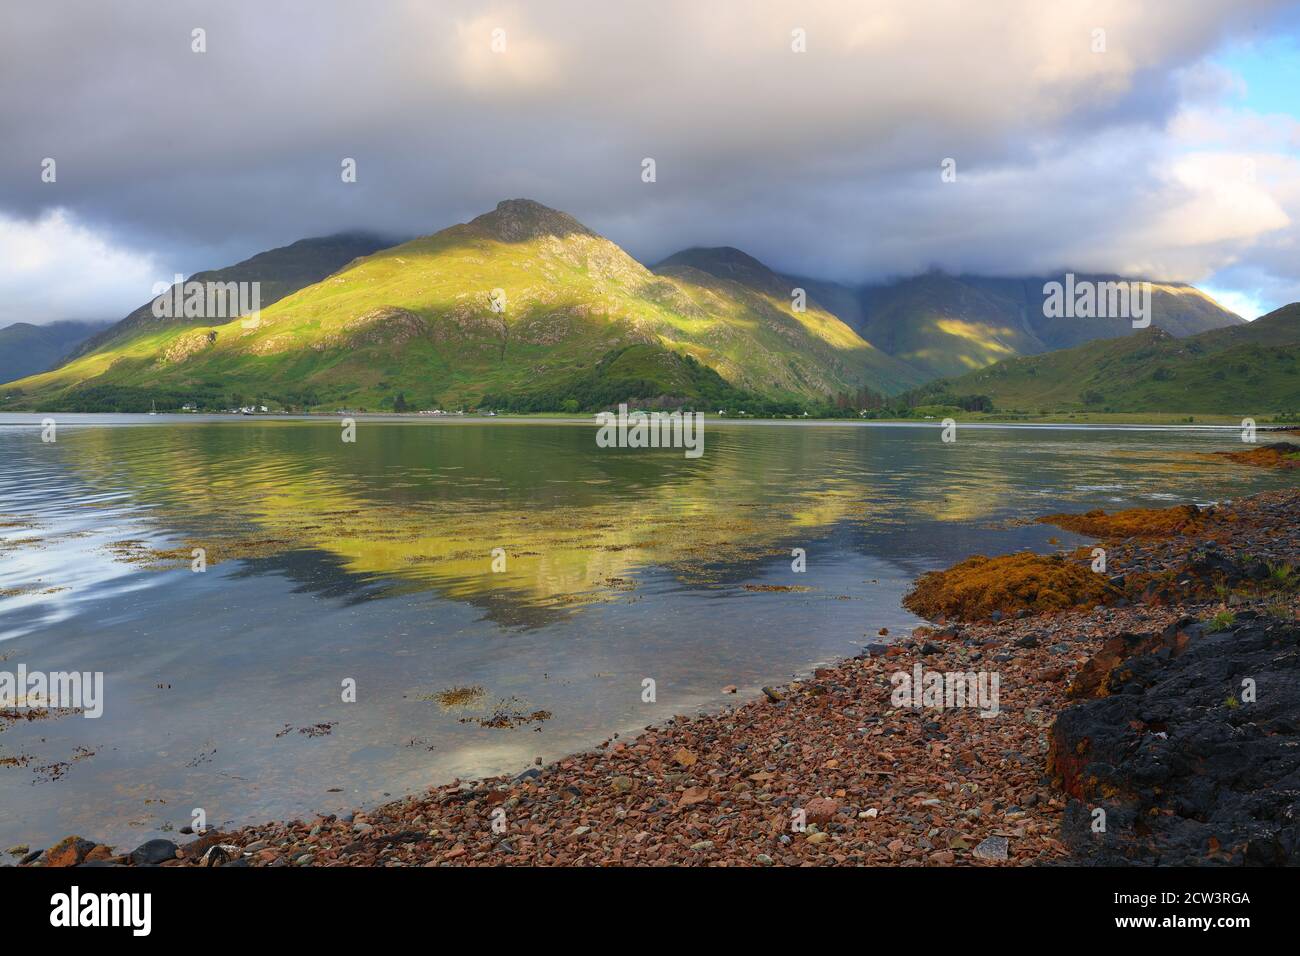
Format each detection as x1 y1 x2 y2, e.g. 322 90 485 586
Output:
129 839 178 866
46 836 97 868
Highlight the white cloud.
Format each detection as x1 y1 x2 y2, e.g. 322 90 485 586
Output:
1119 152 1292 268
0 209 159 325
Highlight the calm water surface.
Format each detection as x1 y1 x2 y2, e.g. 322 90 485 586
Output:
0 414 1291 852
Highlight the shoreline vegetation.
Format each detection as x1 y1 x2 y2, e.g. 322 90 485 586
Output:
3 408 1300 430
13 483 1300 868
2 398 1300 429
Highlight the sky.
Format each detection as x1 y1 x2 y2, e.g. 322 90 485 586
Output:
1 0 1299 325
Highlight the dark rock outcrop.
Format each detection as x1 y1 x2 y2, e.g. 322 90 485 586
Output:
1051 614 1300 864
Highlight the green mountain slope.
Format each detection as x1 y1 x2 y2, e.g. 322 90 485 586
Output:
3 202 909 412
652 247 925 394
914 303 1300 415
0 320 111 382
481 342 759 412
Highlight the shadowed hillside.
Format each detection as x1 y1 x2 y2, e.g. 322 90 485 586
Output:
0 320 111 381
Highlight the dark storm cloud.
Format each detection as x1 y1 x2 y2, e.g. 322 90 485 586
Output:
1 0 1297 323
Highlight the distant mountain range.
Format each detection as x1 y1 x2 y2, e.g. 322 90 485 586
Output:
0 199 1264 414
915 302 1300 415
0 320 112 383
665 247 1242 380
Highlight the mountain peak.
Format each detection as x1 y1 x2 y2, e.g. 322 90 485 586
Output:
655 246 780 287
468 199 595 242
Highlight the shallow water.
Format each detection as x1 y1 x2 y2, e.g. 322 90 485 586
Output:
0 414 1290 852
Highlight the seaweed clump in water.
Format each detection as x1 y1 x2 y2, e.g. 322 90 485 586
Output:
428 686 485 709
1038 503 1206 539
904 551 1115 622
1214 442 1300 471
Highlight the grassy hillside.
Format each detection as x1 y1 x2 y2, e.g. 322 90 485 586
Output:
0 320 111 382
913 304 1300 416
2 202 910 412
481 342 762 412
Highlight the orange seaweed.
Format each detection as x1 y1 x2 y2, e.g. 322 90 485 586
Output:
903 551 1115 622
1213 442 1300 471
1038 504 1205 539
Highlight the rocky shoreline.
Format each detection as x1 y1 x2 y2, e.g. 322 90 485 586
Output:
13 489 1300 868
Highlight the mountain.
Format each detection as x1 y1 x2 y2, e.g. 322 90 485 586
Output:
913 302 1300 415
2 207 1250 414
780 271 1243 381
3 201 918 412
0 320 112 382
65 232 396 361
651 247 925 394
656 246 789 289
